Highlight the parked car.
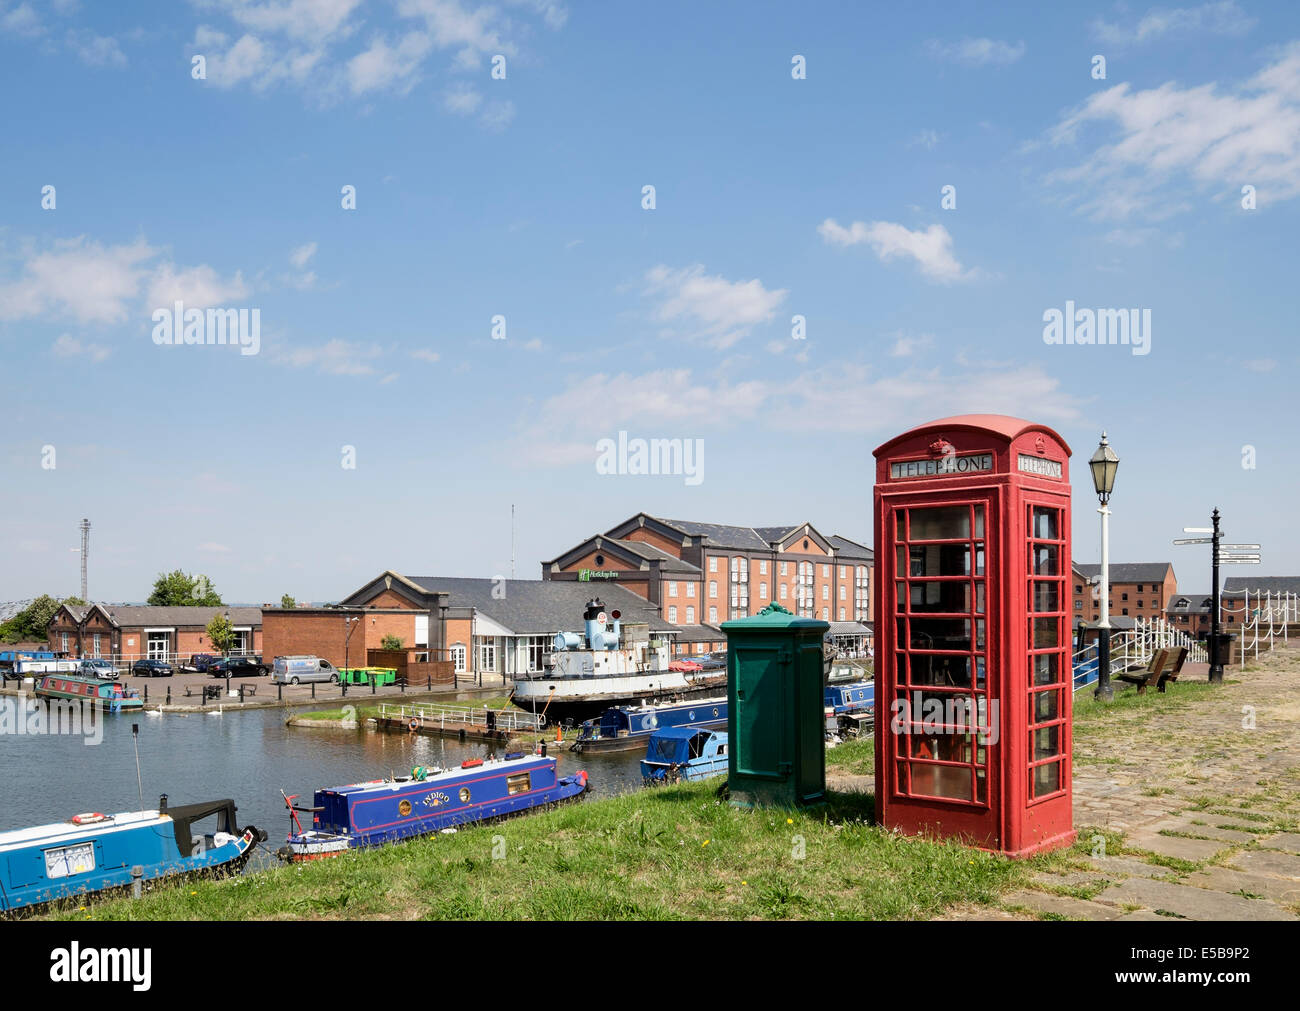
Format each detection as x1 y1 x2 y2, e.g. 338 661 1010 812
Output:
271 655 339 686
182 653 222 673
207 657 269 678
132 659 173 678
79 658 119 680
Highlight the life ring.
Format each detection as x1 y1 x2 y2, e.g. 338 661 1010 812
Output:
408 718 420 732
70 812 107 825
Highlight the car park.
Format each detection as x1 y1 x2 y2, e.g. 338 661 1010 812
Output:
207 657 269 678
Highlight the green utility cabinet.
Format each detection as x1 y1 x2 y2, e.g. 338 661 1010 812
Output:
722 603 829 809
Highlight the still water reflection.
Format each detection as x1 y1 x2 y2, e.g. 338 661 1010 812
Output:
0 707 648 844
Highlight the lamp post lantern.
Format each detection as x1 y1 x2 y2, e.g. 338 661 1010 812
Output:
1088 433 1119 702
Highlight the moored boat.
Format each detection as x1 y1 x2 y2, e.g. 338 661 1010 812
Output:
278 752 590 862
34 673 143 713
640 727 729 785
0 796 265 914
824 680 874 738
572 696 726 753
510 599 726 722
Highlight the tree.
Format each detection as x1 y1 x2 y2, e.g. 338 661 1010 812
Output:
206 613 234 654
280 594 297 609
148 570 223 607
380 634 405 650
0 594 65 643
62 596 87 607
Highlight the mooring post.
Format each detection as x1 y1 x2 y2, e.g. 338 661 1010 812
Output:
144 684 148 703
166 686 171 705
131 865 143 900
311 683 316 700
277 683 282 701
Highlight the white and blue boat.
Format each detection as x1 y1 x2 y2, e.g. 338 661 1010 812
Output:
640 727 729 785
824 680 874 738
572 696 726 753
279 752 589 862
0 797 265 914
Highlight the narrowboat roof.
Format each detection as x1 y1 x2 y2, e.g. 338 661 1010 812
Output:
0 809 163 849
650 726 720 741
325 754 553 795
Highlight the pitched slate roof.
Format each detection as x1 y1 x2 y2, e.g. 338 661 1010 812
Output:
653 518 773 551
57 604 263 627
1222 577 1300 596
829 535 874 561
406 577 675 635
608 539 700 573
1074 563 1173 584
1168 594 1214 613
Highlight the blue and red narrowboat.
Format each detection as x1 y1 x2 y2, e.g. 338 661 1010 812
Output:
571 696 727 753
278 752 589 862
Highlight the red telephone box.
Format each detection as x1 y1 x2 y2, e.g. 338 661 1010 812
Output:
873 415 1075 857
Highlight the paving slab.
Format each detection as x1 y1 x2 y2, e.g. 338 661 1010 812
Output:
1124 833 1225 862
1095 878 1297 921
1029 870 1109 889
1086 856 1182 879
1258 833 1300 855
1183 867 1300 905
1003 890 1123 920
1227 849 1300 879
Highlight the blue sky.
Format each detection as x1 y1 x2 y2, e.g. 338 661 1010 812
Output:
1 0 1297 604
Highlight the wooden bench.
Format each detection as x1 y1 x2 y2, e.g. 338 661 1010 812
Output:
1116 646 1188 694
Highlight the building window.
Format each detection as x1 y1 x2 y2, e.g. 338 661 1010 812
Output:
779 584 788 600
1121 592 1128 601
1074 601 1082 610
839 565 846 578
780 561 788 577
686 583 695 598
822 564 830 578
668 582 677 597
709 606 718 624
838 585 846 601
92 633 101 658
451 644 466 672
797 561 814 617
838 607 846 620
1121 609 1129 617
759 560 767 575
855 565 870 621
686 606 695 623
1136 584 1144 592
479 640 496 672
61 632 69 652
822 584 829 600
709 581 717 598
668 606 678 623
759 582 767 600
709 557 718 572
526 636 550 672
821 607 829 619
1137 600 1143 608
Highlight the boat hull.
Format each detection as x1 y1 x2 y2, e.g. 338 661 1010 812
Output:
572 698 727 753
34 674 143 714
511 677 726 724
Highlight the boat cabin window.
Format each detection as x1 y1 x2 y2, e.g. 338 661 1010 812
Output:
506 773 531 795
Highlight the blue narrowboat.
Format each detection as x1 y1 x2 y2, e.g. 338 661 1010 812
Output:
0 796 266 914
35 674 143 714
279 753 589 862
824 680 874 738
640 727 729 785
571 696 727 753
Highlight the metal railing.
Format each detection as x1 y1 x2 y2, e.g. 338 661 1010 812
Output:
1229 590 1300 667
378 701 545 732
1072 617 1207 693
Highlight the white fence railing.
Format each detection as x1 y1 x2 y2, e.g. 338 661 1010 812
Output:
1225 590 1300 667
378 701 545 732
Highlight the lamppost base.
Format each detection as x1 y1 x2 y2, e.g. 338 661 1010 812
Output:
1208 665 1224 684
1093 683 1114 702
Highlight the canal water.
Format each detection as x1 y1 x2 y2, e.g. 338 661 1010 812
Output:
0 706 648 847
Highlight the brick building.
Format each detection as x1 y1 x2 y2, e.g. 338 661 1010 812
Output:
262 571 675 680
1071 562 1176 629
542 514 874 654
47 603 263 661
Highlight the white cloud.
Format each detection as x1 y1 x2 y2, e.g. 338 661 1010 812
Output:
926 37 1025 67
479 98 515 131
818 219 977 283
347 30 432 94
1044 42 1300 218
908 129 940 150
197 541 232 553
271 338 383 375
52 334 111 362
442 82 482 114
146 263 250 310
411 348 441 362
68 32 126 67
288 242 317 268
888 332 934 357
1242 358 1276 373
1093 2 1255 46
643 264 787 349
0 3 42 36
0 236 156 324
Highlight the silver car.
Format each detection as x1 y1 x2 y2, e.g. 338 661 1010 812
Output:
80 658 119 680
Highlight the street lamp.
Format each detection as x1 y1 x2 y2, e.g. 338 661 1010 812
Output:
1088 433 1120 701
343 615 360 683
222 610 232 696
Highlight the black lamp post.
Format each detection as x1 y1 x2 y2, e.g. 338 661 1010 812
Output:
223 610 232 696
344 616 359 681
1088 433 1120 702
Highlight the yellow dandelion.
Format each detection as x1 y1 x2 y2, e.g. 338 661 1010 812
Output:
702 839 710 847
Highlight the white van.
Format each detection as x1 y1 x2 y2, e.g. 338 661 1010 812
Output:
272 655 339 685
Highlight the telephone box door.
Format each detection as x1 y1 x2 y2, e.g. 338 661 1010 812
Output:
884 495 1002 848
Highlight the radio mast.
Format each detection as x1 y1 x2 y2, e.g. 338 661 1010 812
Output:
79 518 90 600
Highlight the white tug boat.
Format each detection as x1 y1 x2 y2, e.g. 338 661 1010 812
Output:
509 599 725 723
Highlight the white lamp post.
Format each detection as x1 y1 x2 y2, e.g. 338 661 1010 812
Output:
1088 433 1120 701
